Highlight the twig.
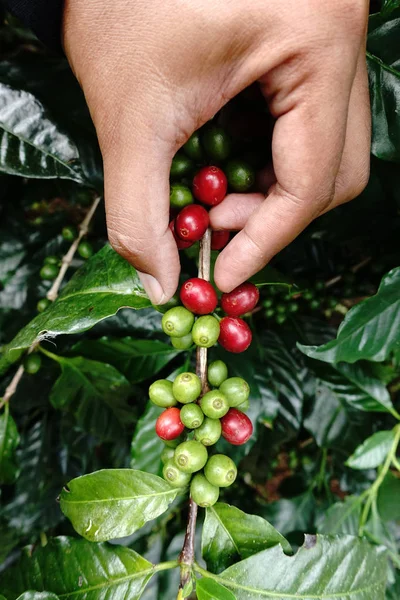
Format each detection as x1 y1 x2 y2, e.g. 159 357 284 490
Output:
178 227 211 596
47 195 101 301
0 343 38 411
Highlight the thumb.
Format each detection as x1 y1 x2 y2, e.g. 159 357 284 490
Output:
103 132 180 305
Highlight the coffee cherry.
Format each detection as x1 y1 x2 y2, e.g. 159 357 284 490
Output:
172 372 201 404
192 166 227 207
263 298 274 309
303 290 314 301
288 302 299 313
161 446 176 464
309 299 321 311
175 205 210 242
149 379 177 408
219 377 250 407
276 314 287 325
237 398 250 412
174 440 208 473
192 315 220 348
183 131 204 161
327 297 338 309
314 280 325 292
265 308 275 319
162 307 194 338
211 230 230 251
221 408 253 445
169 220 194 250
202 126 231 161
170 152 194 179
200 390 229 419
170 184 194 209
44 255 59 265
204 454 237 487
190 473 219 507
276 304 286 314
221 282 259 317
162 459 192 488
226 159 255 192
208 360 228 388
180 278 218 315
23 354 42 375
180 403 204 429
78 241 93 259
171 333 193 350
62 225 77 241
194 417 222 446
37 298 51 313
218 317 252 353
40 263 58 281
155 408 185 441
164 434 185 448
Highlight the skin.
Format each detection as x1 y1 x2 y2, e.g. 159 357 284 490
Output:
63 0 370 304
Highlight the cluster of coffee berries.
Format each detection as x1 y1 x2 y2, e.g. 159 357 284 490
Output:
161 279 259 354
149 360 253 507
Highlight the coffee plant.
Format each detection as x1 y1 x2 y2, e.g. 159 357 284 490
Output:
1 3 400 599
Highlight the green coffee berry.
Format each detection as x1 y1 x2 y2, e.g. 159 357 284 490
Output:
183 131 204 161
44 255 59 265
174 440 208 473
303 290 314 301
208 360 228 387
204 454 237 487
200 390 229 419
265 308 275 318
170 152 194 179
78 241 93 260
149 379 177 408
170 184 194 209
62 225 77 242
226 159 255 192
161 446 176 464
37 298 51 313
171 333 193 350
263 298 274 309
162 459 192 487
309 299 321 310
162 307 195 338
192 315 220 348
164 434 185 448
172 372 201 404
40 263 58 280
180 403 204 429
202 126 231 161
275 314 287 325
190 473 219 507
236 398 250 412
288 302 299 313
219 377 250 408
194 417 222 446
23 354 42 375
276 303 286 314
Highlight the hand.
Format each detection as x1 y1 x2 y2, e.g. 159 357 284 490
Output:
62 0 370 303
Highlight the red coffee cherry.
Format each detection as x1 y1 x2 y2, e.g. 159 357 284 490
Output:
155 407 185 441
169 220 193 250
218 317 252 353
180 278 218 315
175 205 210 242
221 408 253 445
211 230 230 251
192 166 227 206
221 282 259 317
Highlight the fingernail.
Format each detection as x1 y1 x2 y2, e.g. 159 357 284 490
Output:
138 272 166 305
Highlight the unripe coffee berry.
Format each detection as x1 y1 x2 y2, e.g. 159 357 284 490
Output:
44 255 59 265
218 317 252 353
183 131 204 161
221 408 253 445
62 225 77 242
170 184 194 209
180 278 218 315
204 454 237 487
194 417 222 446
162 307 194 338
170 152 194 179
169 220 193 250
200 390 229 419
172 372 201 404
155 408 185 441
190 473 219 507
192 166 227 207
219 377 250 407
40 263 58 280
192 315 220 348
225 159 255 192
78 241 93 260
174 440 208 473
175 205 210 243
180 403 204 429
162 459 192 488
37 298 51 313
149 380 177 408
221 282 259 317
208 360 228 388
202 126 231 161
161 446 176 464
23 354 42 375
171 333 193 350
211 230 230 251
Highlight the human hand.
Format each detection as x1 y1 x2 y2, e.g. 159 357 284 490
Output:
62 0 370 303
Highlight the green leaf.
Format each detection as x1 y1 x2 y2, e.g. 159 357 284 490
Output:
0 81 85 182
60 469 180 541
317 497 362 536
16 594 59 600
377 472 400 522
261 492 317 537
346 430 396 470
131 402 164 475
196 578 237 600
49 354 132 441
73 337 180 384
0 536 158 599
197 535 387 599
379 1 400 16
202 503 291 574
299 268 400 364
0 405 20 484
0 245 151 375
